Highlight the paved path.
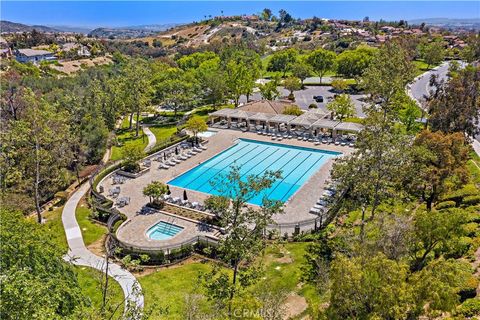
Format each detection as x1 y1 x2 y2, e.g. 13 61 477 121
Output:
62 183 144 312
143 127 156 152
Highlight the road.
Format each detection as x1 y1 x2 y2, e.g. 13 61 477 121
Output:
408 60 479 144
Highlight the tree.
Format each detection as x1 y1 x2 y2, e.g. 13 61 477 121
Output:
202 166 283 316
259 76 280 101
398 95 422 134
362 41 415 110
177 51 218 70
260 8 272 21
143 181 168 204
409 209 466 271
291 60 312 86
155 67 197 117
327 253 411 319
282 105 303 116
336 46 376 79
407 130 469 211
326 94 355 120
306 49 336 84
427 65 480 138
2 89 71 223
196 57 228 109
0 209 87 318
121 144 144 173
422 41 445 68
282 76 301 99
185 116 208 144
123 58 153 136
267 48 298 77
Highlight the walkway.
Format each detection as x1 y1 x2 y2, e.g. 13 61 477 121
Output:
143 126 156 152
62 183 144 312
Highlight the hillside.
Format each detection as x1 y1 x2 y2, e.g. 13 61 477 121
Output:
88 24 180 39
0 20 59 33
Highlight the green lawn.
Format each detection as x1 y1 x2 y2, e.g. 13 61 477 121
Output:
468 151 480 185
111 128 149 161
412 59 441 76
76 204 107 246
138 262 214 319
138 242 321 319
75 266 125 317
43 205 68 253
149 125 178 146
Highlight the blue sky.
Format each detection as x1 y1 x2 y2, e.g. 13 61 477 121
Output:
1 1 478 28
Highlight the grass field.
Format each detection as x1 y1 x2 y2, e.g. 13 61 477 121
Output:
76 266 125 317
149 125 178 145
43 205 68 253
138 242 321 319
76 203 107 246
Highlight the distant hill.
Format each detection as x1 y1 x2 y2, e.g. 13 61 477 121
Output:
0 20 60 33
48 25 92 34
88 24 180 39
408 18 480 30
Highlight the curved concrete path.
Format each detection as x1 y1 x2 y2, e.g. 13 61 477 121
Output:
62 183 144 312
143 126 156 152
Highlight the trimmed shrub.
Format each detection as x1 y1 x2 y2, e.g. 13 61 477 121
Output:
463 195 480 206
442 184 479 203
456 298 480 317
112 220 124 233
55 191 69 206
308 103 318 109
435 201 456 210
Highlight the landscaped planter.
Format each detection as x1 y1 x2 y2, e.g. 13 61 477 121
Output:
117 166 150 178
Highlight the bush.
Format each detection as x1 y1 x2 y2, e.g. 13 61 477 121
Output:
54 191 69 206
112 220 124 233
442 184 479 202
308 103 318 109
463 195 480 206
456 298 480 317
435 200 456 210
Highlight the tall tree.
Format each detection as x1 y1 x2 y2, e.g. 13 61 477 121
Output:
202 166 283 316
266 48 298 77
291 59 312 86
336 45 376 79
306 49 336 84
406 130 469 211
123 58 153 136
2 89 72 222
326 94 355 120
427 65 480 138
421 41 446 68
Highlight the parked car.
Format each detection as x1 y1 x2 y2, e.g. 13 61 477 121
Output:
313 95 324 103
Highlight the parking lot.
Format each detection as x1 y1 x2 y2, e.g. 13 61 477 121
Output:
239 85 367 117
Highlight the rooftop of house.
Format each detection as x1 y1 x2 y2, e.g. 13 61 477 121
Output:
16 48 53 57
237 99 294 114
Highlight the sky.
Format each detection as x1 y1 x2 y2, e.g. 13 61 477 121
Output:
1 1 479 28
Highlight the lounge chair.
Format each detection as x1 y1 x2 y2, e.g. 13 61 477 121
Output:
310 207 322 214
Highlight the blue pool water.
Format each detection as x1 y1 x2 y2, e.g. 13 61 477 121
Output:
168 139 340 205
146 221 184 240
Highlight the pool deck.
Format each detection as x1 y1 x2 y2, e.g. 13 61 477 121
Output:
99 128 351 248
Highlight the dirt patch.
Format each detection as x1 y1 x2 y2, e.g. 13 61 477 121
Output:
134 255 215 277
87 234 107 256
283 292 308 320
52 56 112 75
274 255 293 264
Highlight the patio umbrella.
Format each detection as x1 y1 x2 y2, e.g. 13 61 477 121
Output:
163 153 167 160
183 189 188 201
167 185 171 195
175 147 178 155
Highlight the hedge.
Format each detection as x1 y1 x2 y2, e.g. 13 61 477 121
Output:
442 184 479 202
456 298 480 317
463 195 480 206
435 201 456 210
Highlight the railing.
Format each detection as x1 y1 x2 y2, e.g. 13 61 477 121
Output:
113 234 219 254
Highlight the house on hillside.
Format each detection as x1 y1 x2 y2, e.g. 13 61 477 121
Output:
15 48 56 63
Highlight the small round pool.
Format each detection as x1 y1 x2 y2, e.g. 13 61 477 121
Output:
197 130 217 138
146 221 184 240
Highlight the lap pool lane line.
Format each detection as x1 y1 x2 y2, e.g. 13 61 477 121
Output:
174 142 253 188
205 147 291 194
61 183 144 313
194 144 270 191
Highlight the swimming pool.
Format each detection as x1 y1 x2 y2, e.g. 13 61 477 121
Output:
146 221 184 240
168 139 340 205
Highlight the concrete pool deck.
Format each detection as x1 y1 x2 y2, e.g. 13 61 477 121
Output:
99 128 352 248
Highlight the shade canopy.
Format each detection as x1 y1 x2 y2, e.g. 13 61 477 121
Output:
334 121 365 133
268 114 297 124
312 119 340 130
248 112 276 122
